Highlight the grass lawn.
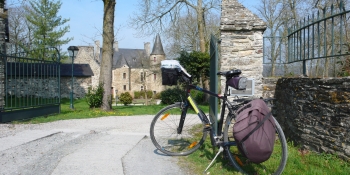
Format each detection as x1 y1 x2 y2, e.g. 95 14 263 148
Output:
10 98 350 174
180 140 350 175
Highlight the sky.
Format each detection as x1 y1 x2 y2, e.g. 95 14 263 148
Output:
6 0 259 52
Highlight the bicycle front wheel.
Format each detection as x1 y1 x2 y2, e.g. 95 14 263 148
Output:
150 103 207 156
223 115 288 175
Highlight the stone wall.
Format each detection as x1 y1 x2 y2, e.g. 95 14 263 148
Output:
5 77 91 99
7 78 59 98
273 77 350 160
74 46 100 87
262 77 279 98
61 77 92 99
0 7 5 109
220 0 266 98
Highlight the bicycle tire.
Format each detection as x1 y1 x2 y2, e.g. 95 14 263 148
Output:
150 103 207 156
223 115 288 175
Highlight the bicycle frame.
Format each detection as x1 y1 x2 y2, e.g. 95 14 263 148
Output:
177 82 236 139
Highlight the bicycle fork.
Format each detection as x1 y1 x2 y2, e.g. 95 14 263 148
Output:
177 96 211 134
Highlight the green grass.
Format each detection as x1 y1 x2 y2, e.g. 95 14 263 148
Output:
10 98 350 174
180 140 350 175
13 98 209 124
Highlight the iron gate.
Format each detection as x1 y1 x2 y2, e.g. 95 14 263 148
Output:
209 34 219 134
0 47 61 122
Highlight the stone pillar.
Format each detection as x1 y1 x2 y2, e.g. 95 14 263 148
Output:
220 0 267 97
0 4 6 110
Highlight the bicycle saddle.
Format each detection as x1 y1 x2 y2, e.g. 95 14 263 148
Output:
217 69 242 78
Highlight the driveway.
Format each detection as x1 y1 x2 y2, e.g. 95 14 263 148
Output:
0 116 190 175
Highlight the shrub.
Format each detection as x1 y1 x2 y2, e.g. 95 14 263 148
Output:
160 88 186 105
135 90 153 99
85 83 104 108
119 92 133 105
154 92 161 99
190 90 206 105
134 91 141 99
146 90 153 98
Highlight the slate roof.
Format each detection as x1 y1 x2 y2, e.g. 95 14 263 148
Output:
97 34 165 69
5 62 94 77
151 34 165 55
113 48 150 69
60 64 94 77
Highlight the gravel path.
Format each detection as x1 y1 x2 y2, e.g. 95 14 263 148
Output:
0 116 191 175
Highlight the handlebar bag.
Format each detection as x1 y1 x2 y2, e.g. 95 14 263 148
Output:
161 68 179 86
233 99 276 163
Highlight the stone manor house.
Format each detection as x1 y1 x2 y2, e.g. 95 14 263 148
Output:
72 34 166 99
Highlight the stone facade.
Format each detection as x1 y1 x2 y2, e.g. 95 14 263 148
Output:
220 0 266 98
112 66 163 95
74 45 100 88
274 78 350 160
75 36 166 98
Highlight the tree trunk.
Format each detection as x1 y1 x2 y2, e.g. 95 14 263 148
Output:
197 0 206 53
100 0 116 111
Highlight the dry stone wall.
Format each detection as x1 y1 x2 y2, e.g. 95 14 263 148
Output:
5 77 91 99
273 77 350 160
220 0 266 98
60 77 92 99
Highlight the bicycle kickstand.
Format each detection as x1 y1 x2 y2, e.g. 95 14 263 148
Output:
203 146 224 173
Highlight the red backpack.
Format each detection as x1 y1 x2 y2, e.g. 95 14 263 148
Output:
233 99 276 163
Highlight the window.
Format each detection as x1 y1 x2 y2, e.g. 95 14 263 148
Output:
153 57 156 62
141 72 144 81
153 73 156 81
141 86 144 91
123 85 126 91
153 91 156 95
123 73 126 79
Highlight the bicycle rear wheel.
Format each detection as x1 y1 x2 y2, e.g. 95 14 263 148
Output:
150 103 207 156
223 115 288 175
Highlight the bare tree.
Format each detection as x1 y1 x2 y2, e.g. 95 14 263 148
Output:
164 9 220 58
7 5 34 53
257 0 285 76
130 0 220 53
99 0 116 111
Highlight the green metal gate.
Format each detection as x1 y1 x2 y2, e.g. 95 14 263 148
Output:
209 34 219 134
0 47 61 123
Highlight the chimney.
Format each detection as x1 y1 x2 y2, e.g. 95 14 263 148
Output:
113 41 119 52
144 42 150 56
95 40 100 60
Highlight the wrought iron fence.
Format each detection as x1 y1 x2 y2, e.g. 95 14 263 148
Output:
0 46 61 122
287 0 350 77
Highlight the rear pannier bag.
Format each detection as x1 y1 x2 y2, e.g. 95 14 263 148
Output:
233 99 276 163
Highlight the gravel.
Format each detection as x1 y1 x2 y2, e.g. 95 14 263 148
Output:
0 116 191 175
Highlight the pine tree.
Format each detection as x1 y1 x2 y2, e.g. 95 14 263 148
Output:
26 0 72 59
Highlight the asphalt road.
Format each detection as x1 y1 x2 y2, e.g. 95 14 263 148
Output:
0 116 190 175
